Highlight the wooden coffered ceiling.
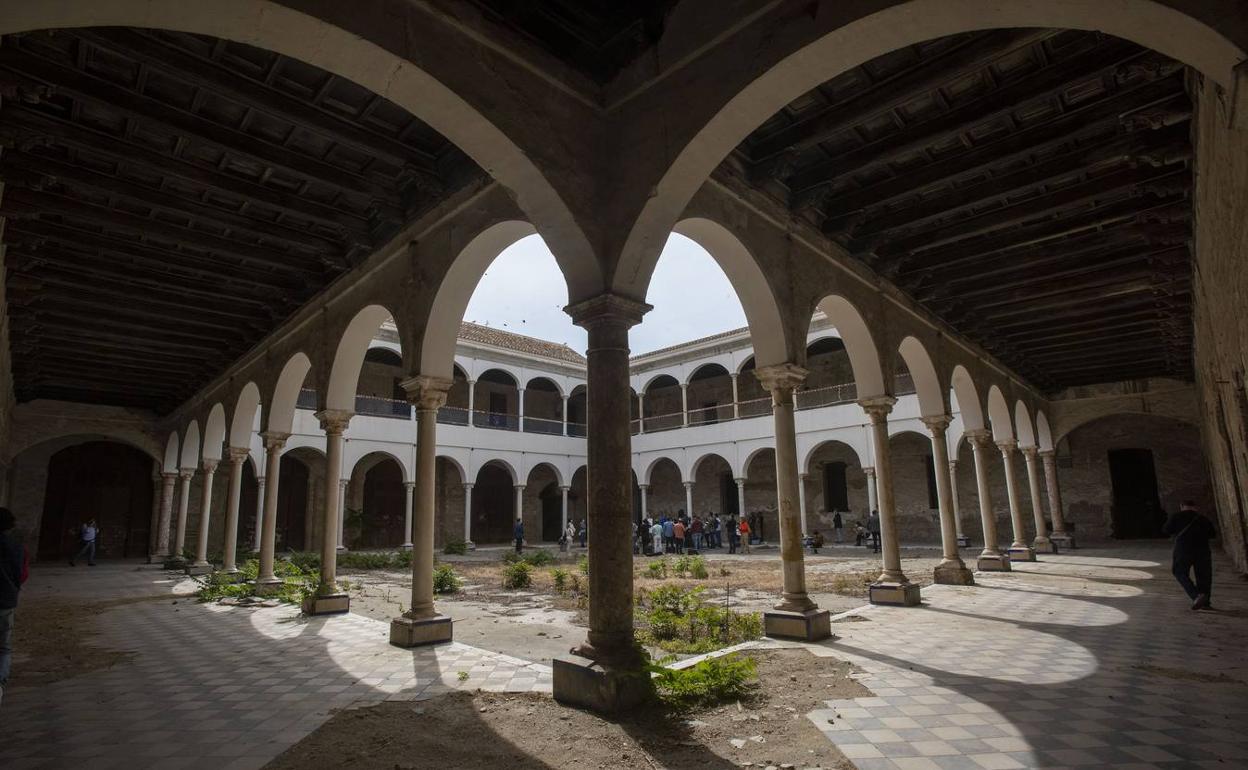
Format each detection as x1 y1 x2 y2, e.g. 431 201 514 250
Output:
732 29 1194 391
0 28 483 412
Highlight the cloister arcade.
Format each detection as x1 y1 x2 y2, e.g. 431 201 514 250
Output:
3 0 1243 717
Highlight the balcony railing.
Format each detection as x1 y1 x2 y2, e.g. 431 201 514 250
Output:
437 406 470 425
737 395 773 418
894 371 916 396
473 410 519 431
354 394 411 419
568 421 587 437
296 388 317 410
796 382 857 411
642 412 684 433
523 416 564 435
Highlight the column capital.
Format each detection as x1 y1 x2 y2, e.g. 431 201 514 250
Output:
1020 445 1039 459
863 466 876 478
683 480 695 488
161 471 178 481
564 293 651 330
315 408 354 434
462 482 475 491
754 362 808 394
338 478 349 489
1038 448 1056 460
201 458 219 474
403 481 416 491
920 414 953 434
996 438 1018 453
400 375 452 410
225 446 250 464
260 430 289 451
637 484 649 491
965 428 994 449
859 395 897 421
560 485 571 491
734 477 746 485
799 472 809 480
178 467 195 480
948 459 958 469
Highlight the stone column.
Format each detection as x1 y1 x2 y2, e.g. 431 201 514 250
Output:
514 484 526 540
463 483 474 546
255 432 288 592
683 481 694 517
221 447 248 574
562 395 569 436
680 383 689 426
466 379 476 421
172 468 195 560
1022 447 1055 554
949 460 969 546
153 472 177 562
304 472 316 551
517 388 526 431
756 363 830 638
553 294 650 712
337 479 349 551
561 485 571 531
735 478 746 520
862 397 920 606
1041 450 1073 548
968 430 1009 571
392 376 454 647
923 416 973 585
402 481 415 550
730 373 740 419
189 459 219 572
638 484 648 521
864 467 878 513
147 472 162 562
998 440 1035 562
797 473 809 536
309 410 351 614
637 393 645 434
253 476 265 553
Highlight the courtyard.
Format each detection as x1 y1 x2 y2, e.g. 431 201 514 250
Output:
3 543 1246 769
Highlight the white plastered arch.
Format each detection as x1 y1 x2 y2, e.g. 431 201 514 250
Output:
163 432 180 473
1014 401 1037 449
202 403 227 462
987 385 1015 443
267 353 312 434
474 457 519 485
644 455 683 486
1036 411 1055 452
898 336 945 418
437 454 468 485
180 421 200 469
685 362 732 388
326 305 398 412
950 365 986 432
525 461 564 487
688 451 732 482
816 296 885 398
229 382 262 449
348 448 409 484
801 438 865 476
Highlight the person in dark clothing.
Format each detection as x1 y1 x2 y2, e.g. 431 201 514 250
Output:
513 518 524 555
1162 501 1218 609
1 507 31 706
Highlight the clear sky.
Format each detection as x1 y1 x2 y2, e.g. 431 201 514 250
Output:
463 234 747 355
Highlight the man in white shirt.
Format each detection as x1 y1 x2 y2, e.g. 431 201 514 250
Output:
69 518 98 566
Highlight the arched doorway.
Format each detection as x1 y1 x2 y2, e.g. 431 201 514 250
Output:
37 440 154 560
472 461 516 543
359 457 406 548
540 482 562 542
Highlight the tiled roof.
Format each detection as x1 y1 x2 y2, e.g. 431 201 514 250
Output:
459 322 586 364
631 325 750 360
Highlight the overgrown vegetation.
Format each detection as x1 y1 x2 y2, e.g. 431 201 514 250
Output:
337 550 411 570
550 567 570 593
433 564 461 594
443 539 468 555
193 557 316 606
501 560 533 589
503 549 555 567
636 585 762 654
649 653 758 712
577 554 589 575
645 561 668 579
673 555 709 579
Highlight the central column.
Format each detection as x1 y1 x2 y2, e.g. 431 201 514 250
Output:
462 482 474 547
862 397 921 606
968 430 1010 571
255 432 288 592
1022 447 1056 554
680 382 689 426
402 481 415 550
949 460 969 546
172 467 195 563
391 376 454 647
756 363 830 638
683 481 694 517
999 440 1036 562
1041 450 1074 548
561 484 571 531
923 416 973 585
308 410 352 615
637 484 648 521
337 479 348 551
553 294 651 713
514 484 526 542
735 477 746 520
153 472 177 562
188 459 219 574
864 467 878 513
730 373 740 419
221 447 248 575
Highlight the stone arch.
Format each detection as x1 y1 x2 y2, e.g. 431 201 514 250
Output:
898 336 946 418
685 362 730 387
202 403 227 462
348 449 408 484
987 385 1015 442
163 432 180 473
476 457 519 485
615 0 1246 303
816 296 885 398
645 456 683 486
668 218 789 367
525 376 564 398
229 382 261 449
743 445 776 478
803 439 864 475
1015 401 1037 448
950 365 986 432
1036 411 1055 452
437 454 467 485
1054 410 1200 447
527 461 564 487
420 221 537 379
689 452 732 483
326 305 399 412
180 420 200 469
267 352 312 435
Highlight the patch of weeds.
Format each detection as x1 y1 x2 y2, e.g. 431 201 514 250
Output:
194 571 252 602
443 539 468 555
285 551 321 573
433 564 461 594
673 555 709 579
503 550 556 567
457 671 470 682
577 554 589 575
649 653 758 713
337 551 410 570
635 584 762 654
717 566 731 577
501 561 533 590
193 557 318 609
551 567 570 593
645 561 668 579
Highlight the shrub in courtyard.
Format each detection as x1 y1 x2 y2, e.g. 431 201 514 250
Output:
433 564 461 594
337 551 410 570
673 555 709 579
503 549 556 567
286 551 321 573
551 567 570 593
443 539 468 555
649 654 758 713
577 554 589 575
501 560 533 589
636 584 762 654
645 561 668 579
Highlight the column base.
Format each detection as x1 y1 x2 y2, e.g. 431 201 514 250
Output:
336 545 348 552
552 654 652 714
763 609 832 641
956 535 971 547
303 592 350 616
1007 546 1036 562
1032 538 1058 554
253 578 286 596
1051 533 1076 549
401 543 413 551
390 614 453 648
184 563 213 576
164 556 188 569
868 580 922 606
976 553 1012 572
147 552 168 565
214 569 247 583
933 560 975 586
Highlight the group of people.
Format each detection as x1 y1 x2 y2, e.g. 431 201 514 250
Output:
635 510 759 556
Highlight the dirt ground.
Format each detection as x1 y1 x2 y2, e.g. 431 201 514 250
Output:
342 545 942 665
265 647 869 770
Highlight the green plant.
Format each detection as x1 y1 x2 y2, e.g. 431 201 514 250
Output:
286 551 321 573
523 549 555 567
457 671 469 682
569 573 582 594
577 554 589 575
645 561 668 579
433 564 461 594
443 539 468 555
635 584 762 654
671 555 708 579
649 654 758 712
551 567 570 593
501 560 533 589
337 551 410 570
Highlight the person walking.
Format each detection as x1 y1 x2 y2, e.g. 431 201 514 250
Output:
1 507 29 707
578 519 587 548
833 511 844 543
69 517 98 566
564 521 576 552
738 517 752 555
1163 500 1218 609
867 510 881 554
728 517 739 554
513 517 524 555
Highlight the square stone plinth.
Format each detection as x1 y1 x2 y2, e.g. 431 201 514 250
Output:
552 654 652 714
869 581 922 606
977 553 1012 572
1033 539 1059 554
253 579 286 596
1051 533 1077 549
956 535 971 547
184 563 213 576
1008 546 1037 562
390 614 453 648
933 562 976 586
764 609 832 641
303 592 350 616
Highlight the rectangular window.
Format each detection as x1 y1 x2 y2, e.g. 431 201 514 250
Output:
924 455 938 509
823 462 848 511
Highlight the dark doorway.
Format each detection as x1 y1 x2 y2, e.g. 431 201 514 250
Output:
360 458 406 548
472 463 515 543
1107 448 1165 538
38 441 154 560
276 456 309 551
720 473 739 516
823 462 849 512
540 483 562 541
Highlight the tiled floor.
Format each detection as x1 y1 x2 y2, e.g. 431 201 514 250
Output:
1 564 551 769
3 545 1246 770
